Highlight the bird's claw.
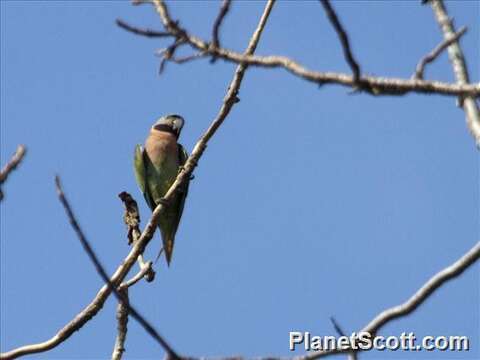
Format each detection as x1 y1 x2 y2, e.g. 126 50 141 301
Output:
158 197 171 206
178 166 194 180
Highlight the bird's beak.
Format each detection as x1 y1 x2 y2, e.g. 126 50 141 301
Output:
172 118 184 137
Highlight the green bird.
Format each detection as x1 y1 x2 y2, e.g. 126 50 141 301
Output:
133 114 189 265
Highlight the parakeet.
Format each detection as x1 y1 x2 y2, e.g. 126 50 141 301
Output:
133 114 189 266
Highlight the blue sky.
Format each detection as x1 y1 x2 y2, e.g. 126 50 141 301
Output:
1 1 478 359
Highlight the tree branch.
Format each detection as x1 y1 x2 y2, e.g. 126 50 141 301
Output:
413 26 467 80
302 241 480 359
1 0 275 357
210 0 232 63
115 19 170 38
120 261 154 289
320 0 361 84
0 145 26 202
329 317 357 360
114 192 156 359
111 288 129 360
429 0 480 145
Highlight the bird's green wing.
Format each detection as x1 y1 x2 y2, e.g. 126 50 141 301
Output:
159 144 190 265
133 144 155 210
171 144 190 238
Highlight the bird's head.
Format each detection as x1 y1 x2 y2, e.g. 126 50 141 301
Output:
152 114 185 138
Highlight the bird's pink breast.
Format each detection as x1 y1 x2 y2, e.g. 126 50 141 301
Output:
145 130 179 168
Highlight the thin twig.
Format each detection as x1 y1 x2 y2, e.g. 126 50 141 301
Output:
171 52 207 64
0 145 26 201
119 261 154 289
111 288 129 360
429 0 480 145
302 241 480 359
414 26 467 80
211 0 232 63
329 317 357 360
329 317 346 337
116 19 171 38
1 1 275 357
158 39 186 74
320 0 361 85
54 176 180 359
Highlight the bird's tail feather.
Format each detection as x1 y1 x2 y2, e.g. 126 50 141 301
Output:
154 246 164 264
158 227 174 266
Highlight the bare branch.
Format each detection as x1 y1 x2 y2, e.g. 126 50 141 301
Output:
413 26 467 80
429 0 480 145
118 191 155 282
157 39 186 74
119 261 154 289
111 288 129 360
0 145 26 201
302 241 480 359
329 316 346 337
116 19 171 38
170 52 207 64
320 0 361 84
141 0 480 98
54 176 179 359
211 0 232 62
329 317 357 360
1 1 275 357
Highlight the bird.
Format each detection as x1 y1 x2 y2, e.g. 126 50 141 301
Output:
133 114 189 266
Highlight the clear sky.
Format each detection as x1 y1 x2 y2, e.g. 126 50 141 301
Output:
1 1 479 359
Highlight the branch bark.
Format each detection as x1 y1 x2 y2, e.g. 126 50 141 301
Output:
320 0 361 84
211 0 232 62
413 26 467 80
116 19 169 38
111 288 129 360
429 0 480 145
0 145 26 202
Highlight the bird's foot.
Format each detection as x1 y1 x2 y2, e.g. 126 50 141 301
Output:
158 197 171 206
177 165 186 173
178 166 194 178
177 166 194 181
